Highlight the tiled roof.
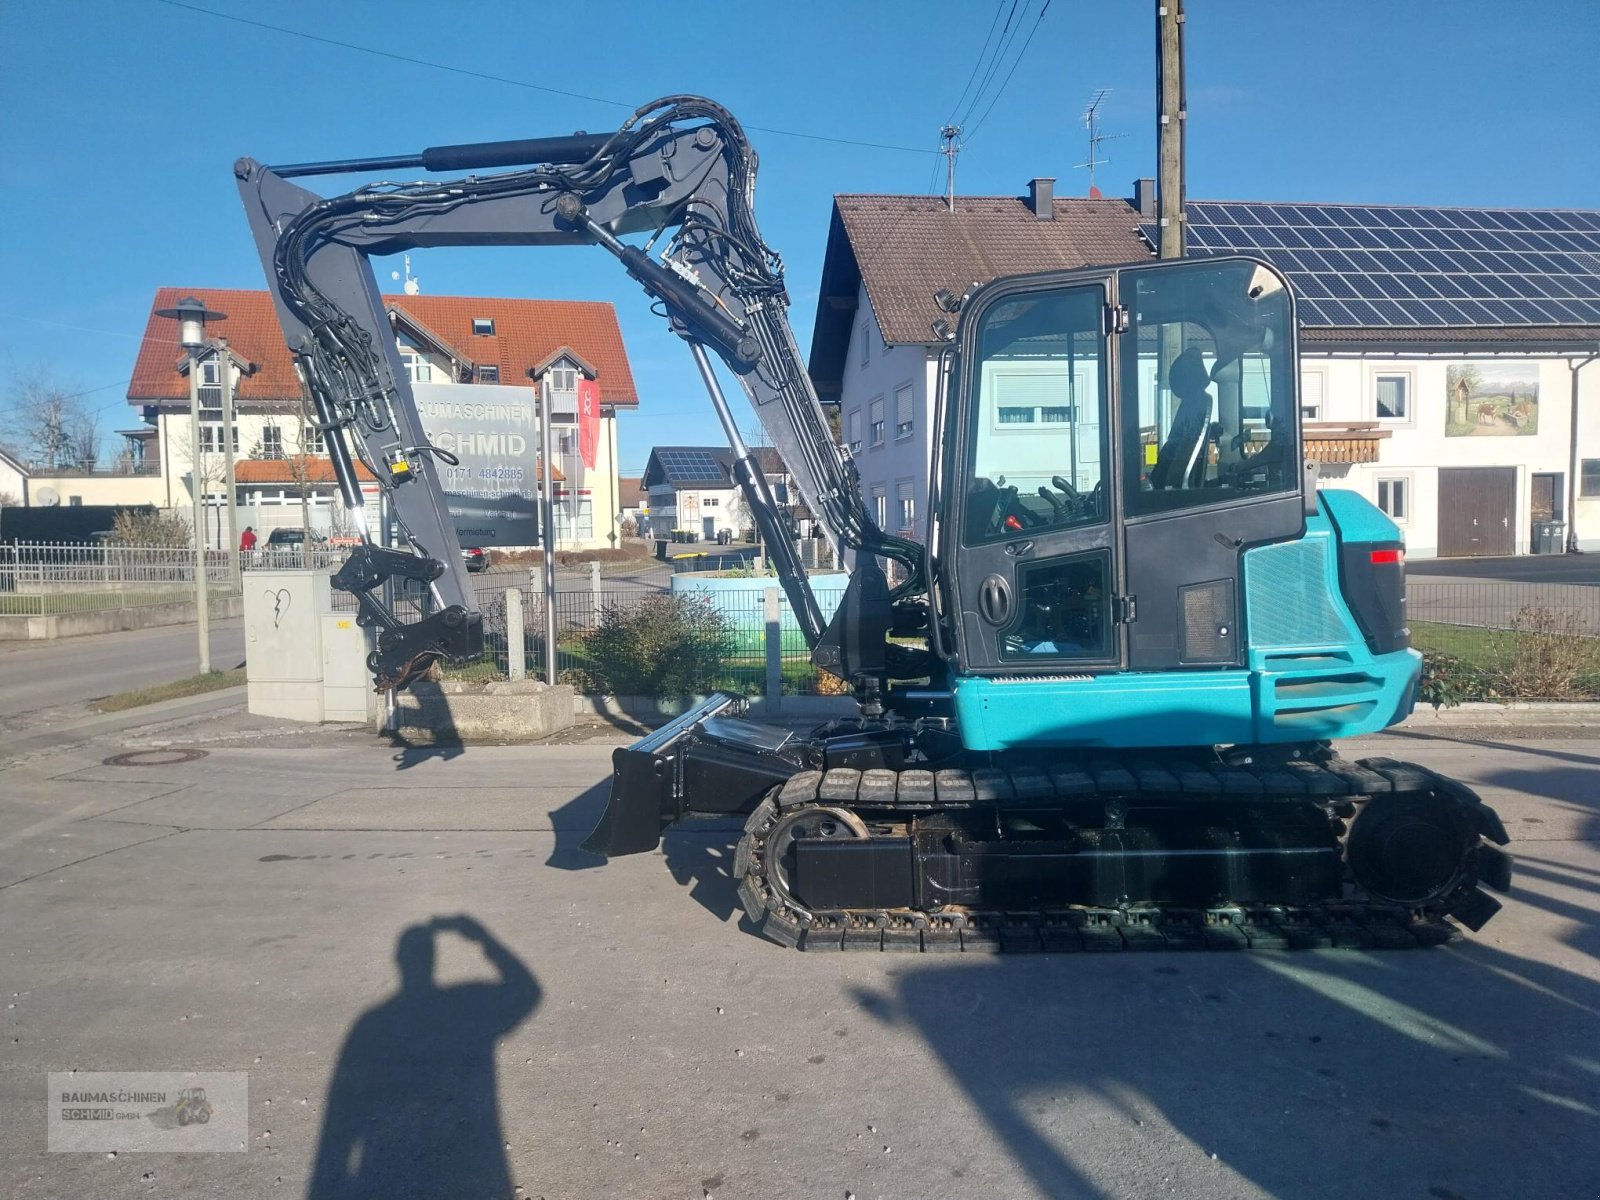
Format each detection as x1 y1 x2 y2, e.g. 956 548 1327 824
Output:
808 193 1152 399
129 288 637 409
234 454 562 483
235 456 376 484
618 475 645 502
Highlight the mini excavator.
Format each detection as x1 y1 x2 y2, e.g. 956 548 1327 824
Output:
239 95 1511 952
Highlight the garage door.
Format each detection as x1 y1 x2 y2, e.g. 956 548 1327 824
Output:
1437 468 1515 557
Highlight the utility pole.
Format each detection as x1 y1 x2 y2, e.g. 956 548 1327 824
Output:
537 377 559 685
939 125 962 213
185 355 212 675
1156 0 1187 259
217 342 241 584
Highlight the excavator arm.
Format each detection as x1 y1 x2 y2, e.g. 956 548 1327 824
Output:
237 95 922 690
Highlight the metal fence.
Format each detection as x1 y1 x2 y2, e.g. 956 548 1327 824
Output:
1407 577 1600 701
0 542 235 616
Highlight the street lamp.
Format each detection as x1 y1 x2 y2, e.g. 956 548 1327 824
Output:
155 296 227 674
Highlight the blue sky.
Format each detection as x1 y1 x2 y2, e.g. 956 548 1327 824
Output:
2 0 1596 474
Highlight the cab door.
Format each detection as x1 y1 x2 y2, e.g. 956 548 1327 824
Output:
948 277 1122 675
1115 258 1305 670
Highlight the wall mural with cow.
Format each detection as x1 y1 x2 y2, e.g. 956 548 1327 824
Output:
1445 362 1540 437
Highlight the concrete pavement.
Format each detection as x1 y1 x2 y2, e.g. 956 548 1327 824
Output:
0 709 1596 1199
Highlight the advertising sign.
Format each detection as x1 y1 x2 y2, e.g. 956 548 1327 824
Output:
412 382 540 546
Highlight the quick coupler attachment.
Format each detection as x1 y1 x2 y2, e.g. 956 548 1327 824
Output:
368 605 483 692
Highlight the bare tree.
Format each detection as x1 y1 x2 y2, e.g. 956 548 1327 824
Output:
69 412 101 470
9 371 91 469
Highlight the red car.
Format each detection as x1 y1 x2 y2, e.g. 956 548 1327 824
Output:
461 546 488 573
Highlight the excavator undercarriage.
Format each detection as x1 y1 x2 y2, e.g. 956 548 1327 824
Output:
585 697 1513 952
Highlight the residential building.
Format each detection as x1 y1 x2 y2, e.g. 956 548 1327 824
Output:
810 182 1148 546
808 181 1600 557
126 288 638 549
616 475 646 534
641 446 795 540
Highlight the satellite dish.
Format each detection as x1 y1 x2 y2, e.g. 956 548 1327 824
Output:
36 486 60 507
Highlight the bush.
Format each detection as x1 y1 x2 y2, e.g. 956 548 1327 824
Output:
1502 605 1594 700
106 508 192 547
1419 651 1494 709
566 593 734 696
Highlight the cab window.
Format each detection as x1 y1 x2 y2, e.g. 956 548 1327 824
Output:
1120 260 1297 517
964 285 1109 545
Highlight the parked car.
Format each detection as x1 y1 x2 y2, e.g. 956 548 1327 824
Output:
462 546 487 573
265 528 326 548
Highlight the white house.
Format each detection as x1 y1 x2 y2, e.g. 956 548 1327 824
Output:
808 183 1600 557
641 446 795 541
127 288 640 550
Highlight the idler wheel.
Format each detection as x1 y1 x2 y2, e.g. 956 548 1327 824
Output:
1346 791 1477 906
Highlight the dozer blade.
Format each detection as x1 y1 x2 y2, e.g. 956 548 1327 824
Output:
581 693 743 858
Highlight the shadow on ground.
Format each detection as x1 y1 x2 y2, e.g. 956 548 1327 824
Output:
306 915 539 1200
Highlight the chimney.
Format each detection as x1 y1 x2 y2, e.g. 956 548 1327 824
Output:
1133 177 1157 218
1027 177 1054 220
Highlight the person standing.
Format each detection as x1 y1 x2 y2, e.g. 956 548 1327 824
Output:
239 526 257 553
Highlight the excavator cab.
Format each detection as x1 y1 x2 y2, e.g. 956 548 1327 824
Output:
937 256 1303 692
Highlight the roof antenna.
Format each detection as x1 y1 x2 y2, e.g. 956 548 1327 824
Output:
939 125 962 213
389 253 422 295
1076 89 1126 198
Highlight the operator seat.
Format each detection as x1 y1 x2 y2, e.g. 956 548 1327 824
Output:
1150 346 1215 490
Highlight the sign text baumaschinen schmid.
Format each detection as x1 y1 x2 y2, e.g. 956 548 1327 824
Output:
412 382 540 546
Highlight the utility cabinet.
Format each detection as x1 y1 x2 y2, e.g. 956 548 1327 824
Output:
244 569 376 723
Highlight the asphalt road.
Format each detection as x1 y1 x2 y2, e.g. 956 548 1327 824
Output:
0 710 1594 1199
1408 553 1600 585
0 619 245 724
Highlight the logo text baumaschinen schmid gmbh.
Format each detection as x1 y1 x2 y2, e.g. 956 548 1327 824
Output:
48 1072 246 1152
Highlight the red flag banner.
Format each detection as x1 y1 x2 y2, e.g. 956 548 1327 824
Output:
577 377 601 470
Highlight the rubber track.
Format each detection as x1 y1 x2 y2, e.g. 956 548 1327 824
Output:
734 753 1471 953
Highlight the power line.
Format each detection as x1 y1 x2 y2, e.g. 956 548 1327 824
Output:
945 1 1007 127
149 0 938 158
966 0 1053 142
957 0 1024 129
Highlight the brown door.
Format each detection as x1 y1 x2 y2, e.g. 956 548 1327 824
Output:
1437 467 1516 557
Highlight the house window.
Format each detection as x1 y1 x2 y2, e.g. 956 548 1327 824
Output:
477 365 500 383
1581 460 1600 497
201 360 220 386
869 396 885 446
198 425 239 454
301 424 325 455
703 497 719 507
1301 369 1325 421
860 323 871 367
897 482 915 533
846 410 862 454
472 317 496 336
873 489 887 529
1376 373 1409 421
262 425 284 459
557 431 575 455
549 367 577 392
401 351 433 383
1377 477 1409 522
894 383 914 438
